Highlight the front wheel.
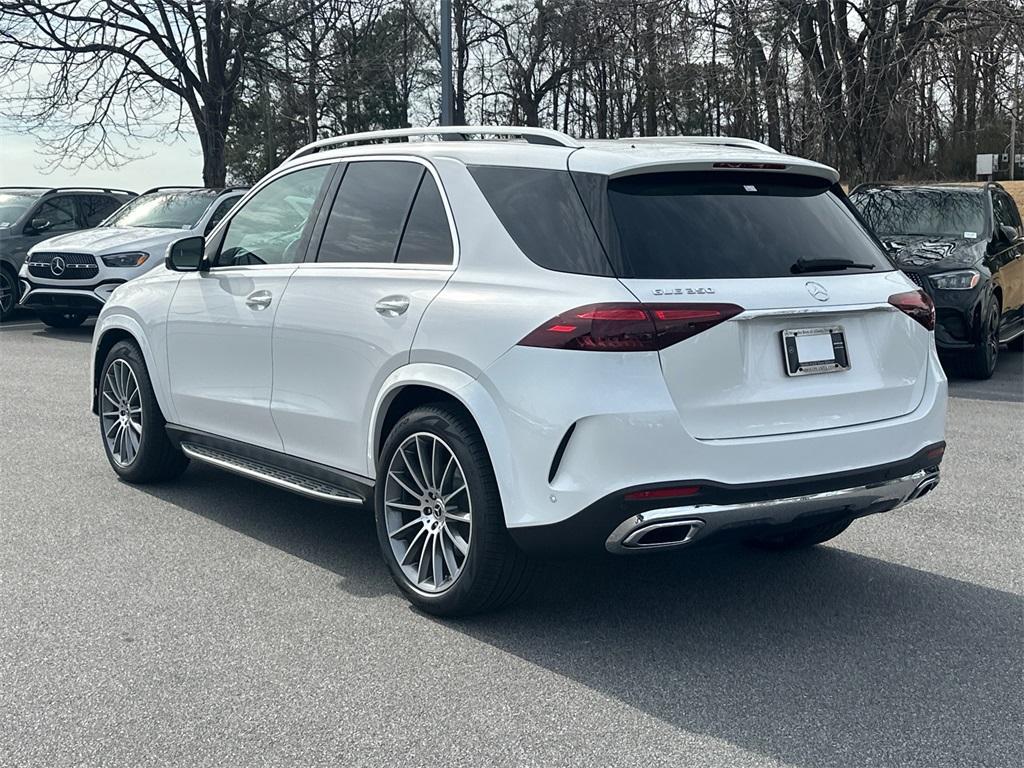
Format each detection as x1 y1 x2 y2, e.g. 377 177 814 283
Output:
39 311 87 329
99 340 189 483
0 267 19 321
958 299 1000 380
747 517 853 550
375 405 534 616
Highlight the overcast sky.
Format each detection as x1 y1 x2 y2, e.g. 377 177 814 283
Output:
0 130 204 191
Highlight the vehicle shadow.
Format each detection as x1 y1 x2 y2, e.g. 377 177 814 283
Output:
32 323 96 344
141 464 1022 768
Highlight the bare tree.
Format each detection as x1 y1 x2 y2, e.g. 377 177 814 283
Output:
0 0 290 185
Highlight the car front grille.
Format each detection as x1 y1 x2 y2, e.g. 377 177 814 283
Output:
27 252 99 280
903 270 924 288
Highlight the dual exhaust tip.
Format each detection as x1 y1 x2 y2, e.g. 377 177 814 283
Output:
904 475 939 503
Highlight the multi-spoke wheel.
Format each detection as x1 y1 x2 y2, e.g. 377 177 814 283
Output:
0 267 17 321
98 340 188 483
384 432 473 594
101 359 144 466
375 405 534 616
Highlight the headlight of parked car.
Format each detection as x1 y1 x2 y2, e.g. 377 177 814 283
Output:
101 251 150 268
930 269 980 290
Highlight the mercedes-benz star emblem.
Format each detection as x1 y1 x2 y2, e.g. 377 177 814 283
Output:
50 256 66 276
805 281 829 302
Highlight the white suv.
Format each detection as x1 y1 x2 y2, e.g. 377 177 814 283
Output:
90 126 947 615
21 186 246 327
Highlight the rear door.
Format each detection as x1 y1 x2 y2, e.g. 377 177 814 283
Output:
594 170 927 439
990 189 1024 326
271 158 456 475
166 163 333 449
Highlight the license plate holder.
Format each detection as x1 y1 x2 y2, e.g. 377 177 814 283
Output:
781 326 849 376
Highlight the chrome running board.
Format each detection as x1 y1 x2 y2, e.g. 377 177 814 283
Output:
181 442 364 505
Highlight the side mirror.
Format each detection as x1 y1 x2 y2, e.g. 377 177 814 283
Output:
28 217 52 234
165 236 206 272
998 224 1020 244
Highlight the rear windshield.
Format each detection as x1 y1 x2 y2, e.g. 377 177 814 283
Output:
470 167 890 278
606 172 892 278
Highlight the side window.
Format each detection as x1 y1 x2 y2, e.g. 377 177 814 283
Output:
396 175 454 265
204 196 240 235
216 166 330 267
317 161 422 263
79 195 122 227
29 196 78 234
993 192 1021 230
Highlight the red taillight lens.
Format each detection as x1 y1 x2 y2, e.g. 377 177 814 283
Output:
888 290 935 331
624 485 701 501
518 303 744 351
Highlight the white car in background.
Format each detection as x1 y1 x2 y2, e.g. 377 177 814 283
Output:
20 186 246 327
89 127 947 616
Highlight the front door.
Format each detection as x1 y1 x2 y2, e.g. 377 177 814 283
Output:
166 163 334 449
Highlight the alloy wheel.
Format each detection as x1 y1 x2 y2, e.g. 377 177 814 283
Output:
383 432 472 594
100 359 143 466
0 271 14 315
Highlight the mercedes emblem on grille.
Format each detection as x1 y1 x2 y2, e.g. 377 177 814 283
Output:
50 256 67 276
805 281 829 302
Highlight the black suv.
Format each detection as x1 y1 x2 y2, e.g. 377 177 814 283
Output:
850 182 1024 378
0 187 136 321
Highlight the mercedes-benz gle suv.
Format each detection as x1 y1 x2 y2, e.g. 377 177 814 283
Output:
90 127 947 615
20 186 245 327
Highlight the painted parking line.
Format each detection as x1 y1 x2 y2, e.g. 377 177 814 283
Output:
0 321 46 331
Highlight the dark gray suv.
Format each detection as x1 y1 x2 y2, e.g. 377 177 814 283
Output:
0 187 136 321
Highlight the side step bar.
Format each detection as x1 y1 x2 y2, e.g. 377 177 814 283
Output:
180 442 364 505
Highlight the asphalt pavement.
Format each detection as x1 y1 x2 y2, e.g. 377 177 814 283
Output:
1 318 1021 768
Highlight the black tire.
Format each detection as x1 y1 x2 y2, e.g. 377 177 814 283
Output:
39 311 88 329
0 266 18 321
99 340 189 483
375 404 534 616
747 517 853 550
958 299 1000 380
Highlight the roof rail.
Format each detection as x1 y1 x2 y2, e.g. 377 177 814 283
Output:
287 125 583 161
0 186 136 195
620 135 779 153
139 185 205 195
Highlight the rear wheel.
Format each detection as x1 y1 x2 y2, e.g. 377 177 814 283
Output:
39 311 87 329
0 266 18 321
959 299 1000 380
99 340 189 483
747 517 853 550
375 405 534 616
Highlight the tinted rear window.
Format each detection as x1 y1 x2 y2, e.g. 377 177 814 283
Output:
468 166 613 276
607 172 891 279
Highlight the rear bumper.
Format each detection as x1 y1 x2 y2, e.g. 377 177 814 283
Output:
509 444 943 555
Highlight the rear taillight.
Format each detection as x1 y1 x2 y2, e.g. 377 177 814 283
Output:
888 290 935 331
518 303 744 351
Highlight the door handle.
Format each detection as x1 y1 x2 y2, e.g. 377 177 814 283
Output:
245 290 273 310
375 295 410 317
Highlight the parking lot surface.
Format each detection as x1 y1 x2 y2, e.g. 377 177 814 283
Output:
1 318 1021 768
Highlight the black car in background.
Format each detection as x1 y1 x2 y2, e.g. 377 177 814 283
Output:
849 182 1024 378
0 187 136 321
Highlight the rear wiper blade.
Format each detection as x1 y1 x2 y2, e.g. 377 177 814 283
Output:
791 258 876 274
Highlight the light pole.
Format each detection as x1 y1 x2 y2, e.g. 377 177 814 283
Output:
440 0 454 126
1010 98 1017 182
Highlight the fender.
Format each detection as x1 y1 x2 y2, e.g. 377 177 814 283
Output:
366 363 519 521
92 312 178 423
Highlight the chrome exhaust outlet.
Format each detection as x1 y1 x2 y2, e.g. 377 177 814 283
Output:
614 519 706 553
905 474 940 503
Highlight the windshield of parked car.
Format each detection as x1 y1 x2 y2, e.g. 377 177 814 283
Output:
102 191 218 229
850 188 987 239
0 193 39 228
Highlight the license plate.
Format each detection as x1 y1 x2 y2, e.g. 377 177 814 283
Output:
781 327 850 376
